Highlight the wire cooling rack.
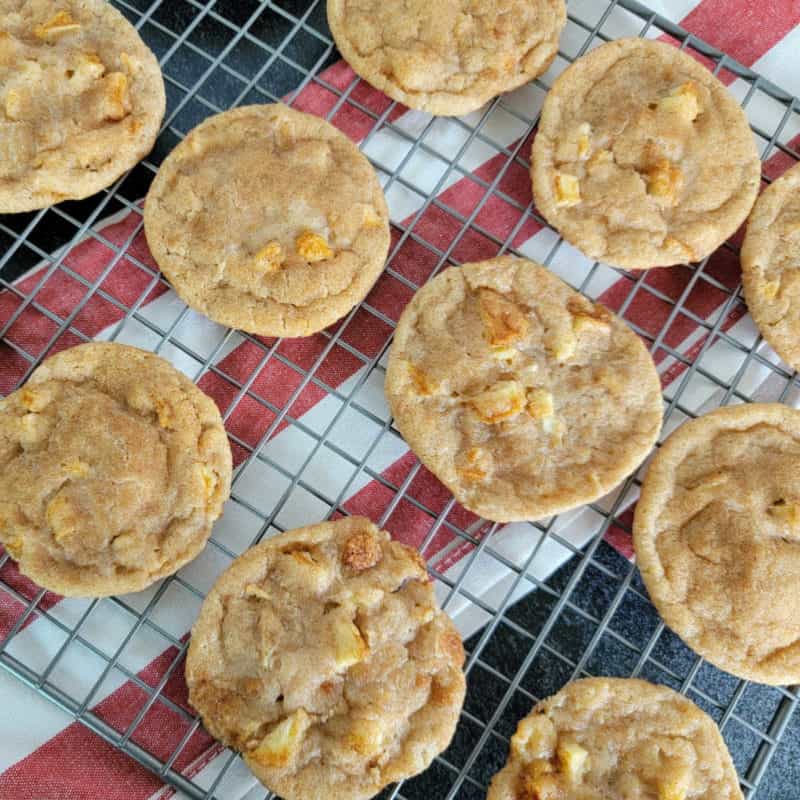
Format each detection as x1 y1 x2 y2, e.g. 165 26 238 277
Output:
1 0 799 798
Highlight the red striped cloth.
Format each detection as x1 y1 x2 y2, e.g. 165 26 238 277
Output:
1 1 799 797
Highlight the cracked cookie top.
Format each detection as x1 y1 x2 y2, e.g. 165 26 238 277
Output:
741 162 800 371
634 403 800 685
0 0 165 212
185 516 466 800
385 257 663 522
0 343 232 597
144 104 390 338
327 0 566 116
531 38 761 269
488 678 743 800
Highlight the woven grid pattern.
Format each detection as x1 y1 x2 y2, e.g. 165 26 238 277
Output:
0 0 799 798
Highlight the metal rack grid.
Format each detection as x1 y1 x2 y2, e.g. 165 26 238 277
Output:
0 0 798 798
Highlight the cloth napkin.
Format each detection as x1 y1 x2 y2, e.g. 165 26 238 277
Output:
1 1 799 798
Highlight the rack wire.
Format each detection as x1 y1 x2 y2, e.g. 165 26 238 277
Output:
1 0 798 798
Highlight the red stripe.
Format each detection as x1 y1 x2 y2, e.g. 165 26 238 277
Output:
680 0 800 70
0 555 61 640
293 61 408 139
412 130 541 256
0 589 27 642
763 132 800 181
342 451 489 555
0 210 166 393
0 643 214 800
606 510 635 560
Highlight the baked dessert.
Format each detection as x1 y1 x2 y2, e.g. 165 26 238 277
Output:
0 342 232 597
488 677 743 800
327 0 566 116
634 402 800 685
144 104 390 338
741 162 800 371
385 256 663 522
0 0 165 212
531 38 761 269
185 516 466 800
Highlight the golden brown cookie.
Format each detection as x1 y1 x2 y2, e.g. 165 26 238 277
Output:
185 516 466 800
0 0 165 212
634 403 800 685
0 342 232 597
741 162 800 371
327 0 566 116
488 678 743 800
384 257 663 522
144 104 390 338
531 38 761 269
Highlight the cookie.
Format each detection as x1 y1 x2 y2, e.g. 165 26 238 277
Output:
0 0 165 213
384 257 663 522
144 104 390 338
531 38 761 269
488 677 743 800
327 0 566 116
185 516 465 800
634 403 800 685
741 162 800 371
0 342 232 597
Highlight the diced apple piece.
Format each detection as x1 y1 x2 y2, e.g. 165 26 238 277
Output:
34 11 81 40
647 159 683 205
478 288 529 347
527 388 554 420
253 241 284 274
249 709 310 768
557 738 589 783
334 619 368 670
554 173 581 207
296 230 333 262
468 380 526 425
657 81 702 122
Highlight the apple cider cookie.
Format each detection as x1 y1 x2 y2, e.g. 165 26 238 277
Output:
634 403 800 685
0 343 232 597
741 162 800 371
532 38 760 269
185 516 466 800
144 104 390 338
488 678 742 800
327 0 566 116
385 257 663 522
0 0 165 212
